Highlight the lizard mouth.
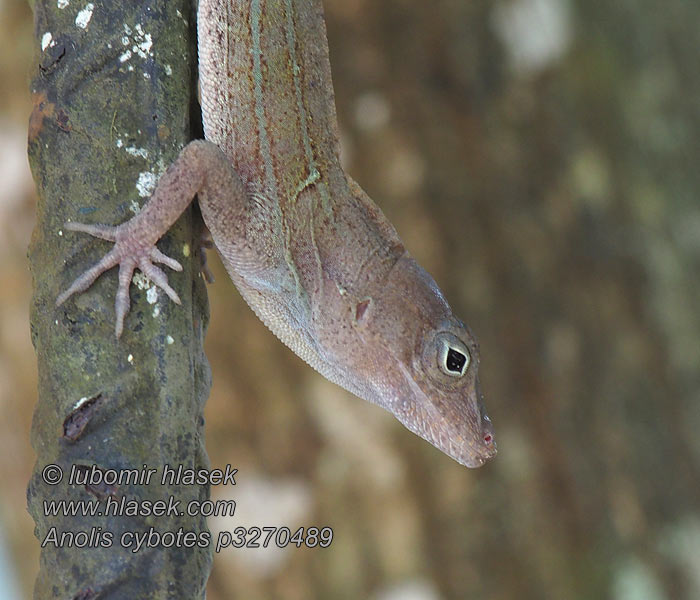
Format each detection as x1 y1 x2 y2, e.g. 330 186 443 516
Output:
458 435 497 467
394 395 497 468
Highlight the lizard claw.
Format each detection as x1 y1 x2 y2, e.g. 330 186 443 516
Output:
57 221 183 338
197 228 215 284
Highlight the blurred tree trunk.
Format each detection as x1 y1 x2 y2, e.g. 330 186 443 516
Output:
27 1 212 597
322 0 700 598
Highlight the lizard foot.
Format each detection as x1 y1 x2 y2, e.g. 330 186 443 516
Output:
56 221 183 338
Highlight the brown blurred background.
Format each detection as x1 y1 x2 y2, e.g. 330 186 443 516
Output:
2 0 700 598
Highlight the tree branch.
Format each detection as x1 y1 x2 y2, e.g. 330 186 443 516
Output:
27 1 212 597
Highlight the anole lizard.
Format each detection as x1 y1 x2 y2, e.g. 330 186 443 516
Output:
56 0 497 468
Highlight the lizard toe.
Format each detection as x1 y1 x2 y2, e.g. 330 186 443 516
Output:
64 221 119 242
138 260 182 305
56 247 121 306
150 247 183 272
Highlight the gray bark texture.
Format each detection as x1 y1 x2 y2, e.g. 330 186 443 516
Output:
27 1 212 598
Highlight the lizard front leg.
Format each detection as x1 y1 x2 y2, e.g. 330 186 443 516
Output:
57 140 247 338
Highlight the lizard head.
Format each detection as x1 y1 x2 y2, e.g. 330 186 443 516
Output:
352 254 496 468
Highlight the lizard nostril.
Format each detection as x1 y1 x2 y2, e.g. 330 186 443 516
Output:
481 415 496 456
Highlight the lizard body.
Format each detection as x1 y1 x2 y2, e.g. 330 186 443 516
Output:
57 0 496 467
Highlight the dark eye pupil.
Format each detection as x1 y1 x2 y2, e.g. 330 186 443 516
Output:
446 348 466 373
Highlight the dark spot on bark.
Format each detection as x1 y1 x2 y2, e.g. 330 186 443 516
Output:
28 91 55 142
63 393 105 441
73 587 98 600
39 41 66 74
56 108 71 132
73 464 117 500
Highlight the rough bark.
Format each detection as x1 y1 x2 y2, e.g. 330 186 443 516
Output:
27 1 212 598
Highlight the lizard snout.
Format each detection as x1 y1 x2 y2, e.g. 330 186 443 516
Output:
477 415 497 462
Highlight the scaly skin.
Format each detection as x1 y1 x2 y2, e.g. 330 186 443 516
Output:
57 0 496 467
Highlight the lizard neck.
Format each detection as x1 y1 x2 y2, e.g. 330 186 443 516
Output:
198 0 343 206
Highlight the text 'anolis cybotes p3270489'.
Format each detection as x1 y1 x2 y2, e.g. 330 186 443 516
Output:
56 0 496 468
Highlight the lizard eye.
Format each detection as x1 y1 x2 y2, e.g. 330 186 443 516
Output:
446 348 467 373
437 335 470 377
